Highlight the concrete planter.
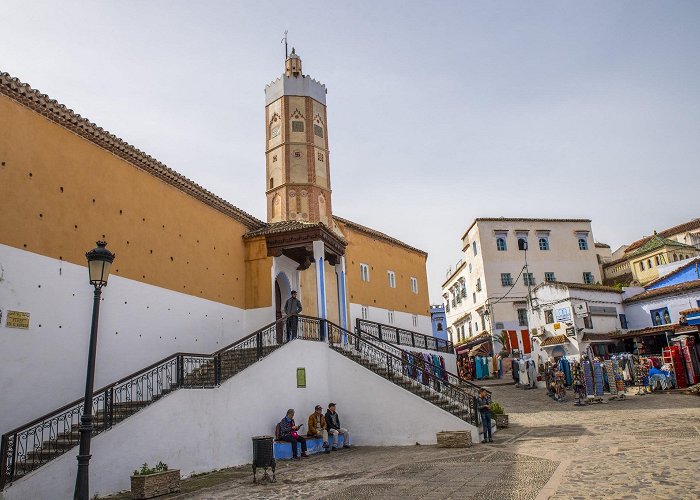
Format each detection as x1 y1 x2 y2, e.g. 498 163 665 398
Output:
131 469 181 499
494 414 509 428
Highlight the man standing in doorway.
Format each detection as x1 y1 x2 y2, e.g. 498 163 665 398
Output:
284 290 302 341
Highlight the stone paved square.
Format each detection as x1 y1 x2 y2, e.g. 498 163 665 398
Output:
104 384 700 499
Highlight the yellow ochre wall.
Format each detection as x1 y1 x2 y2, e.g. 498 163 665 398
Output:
337 221 429 316
0 94 271 309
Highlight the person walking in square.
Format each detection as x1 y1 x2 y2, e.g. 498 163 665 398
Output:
325 403 350 450
284 290 302 341
477 388 493 443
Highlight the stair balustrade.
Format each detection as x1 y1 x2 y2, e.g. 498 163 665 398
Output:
0 315 324 490
328 321 486 427
356 319 454 353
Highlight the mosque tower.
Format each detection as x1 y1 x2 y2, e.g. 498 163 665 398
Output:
264 48 335 228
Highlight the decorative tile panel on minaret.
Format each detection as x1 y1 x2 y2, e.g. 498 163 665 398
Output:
264 49 335 229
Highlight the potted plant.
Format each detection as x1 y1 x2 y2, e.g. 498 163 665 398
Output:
130 461 181 499
490 402 508 428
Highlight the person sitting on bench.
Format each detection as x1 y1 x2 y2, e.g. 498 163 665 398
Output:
277 409 308 459
307 404 330 453
325 402 350 450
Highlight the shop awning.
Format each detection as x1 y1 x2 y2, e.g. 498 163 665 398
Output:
540 335 569 347
468 342 491 357
614 323 680 339
581 333 619 344
464 331 491 349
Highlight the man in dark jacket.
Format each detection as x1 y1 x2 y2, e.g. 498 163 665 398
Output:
477 388 493 443
278 408 308 459
284 290 302 341
325 402 350 450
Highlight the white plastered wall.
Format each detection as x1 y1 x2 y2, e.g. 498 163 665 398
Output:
1 340 475 500
0 244 272 432
348 303 431 335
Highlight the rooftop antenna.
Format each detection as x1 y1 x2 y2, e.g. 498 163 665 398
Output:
281 30 288 59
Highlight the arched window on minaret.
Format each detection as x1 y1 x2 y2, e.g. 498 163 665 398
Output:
272 193 281 220
318 194 327 221
269 178 274 189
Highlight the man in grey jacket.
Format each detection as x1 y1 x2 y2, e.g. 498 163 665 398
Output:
284 290 302 340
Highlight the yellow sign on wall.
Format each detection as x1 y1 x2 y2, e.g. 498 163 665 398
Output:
6 311 30 329
553 322 561 330
296 368 306 388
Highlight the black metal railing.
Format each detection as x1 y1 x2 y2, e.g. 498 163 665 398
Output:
356 319 454 353
0 314 323 490
329 321 485 426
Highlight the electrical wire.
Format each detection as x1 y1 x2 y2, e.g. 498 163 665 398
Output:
490 264 527 306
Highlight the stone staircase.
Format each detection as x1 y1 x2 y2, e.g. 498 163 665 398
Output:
330 345 478 424
3 344 283 485
182 346 281 387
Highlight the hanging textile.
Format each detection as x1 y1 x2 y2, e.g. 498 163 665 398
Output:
604 360 617 396
527 360 537 388
592 361 604 397
582 360 594 397
519 359 529 386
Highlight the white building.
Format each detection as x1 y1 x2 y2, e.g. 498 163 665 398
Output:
443 218 604 356
528 282 627 361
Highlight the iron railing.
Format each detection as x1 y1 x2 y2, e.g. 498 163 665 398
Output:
356 319 454 353
329 321 485 426
0 315 323 490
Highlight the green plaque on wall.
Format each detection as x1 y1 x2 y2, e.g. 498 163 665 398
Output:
296 368 306 388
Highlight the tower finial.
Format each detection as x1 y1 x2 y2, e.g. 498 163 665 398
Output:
281 30 288 59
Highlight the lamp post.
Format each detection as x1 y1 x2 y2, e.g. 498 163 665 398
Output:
74 241 115 500
518 238 532 359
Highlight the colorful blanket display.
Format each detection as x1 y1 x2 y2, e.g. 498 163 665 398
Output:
401 351 447 386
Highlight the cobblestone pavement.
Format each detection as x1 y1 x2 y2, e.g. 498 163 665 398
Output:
109 386 700 499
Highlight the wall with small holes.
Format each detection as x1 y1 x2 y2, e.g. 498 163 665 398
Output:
0 243 272 432
0 94 262 310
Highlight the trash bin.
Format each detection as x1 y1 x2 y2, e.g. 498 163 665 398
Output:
252 435 275 483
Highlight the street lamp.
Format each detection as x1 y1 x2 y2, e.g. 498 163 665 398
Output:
74 241 115 500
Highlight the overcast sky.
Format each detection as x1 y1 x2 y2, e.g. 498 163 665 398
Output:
2 1 698 302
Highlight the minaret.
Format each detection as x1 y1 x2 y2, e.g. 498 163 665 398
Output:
264 48 335 229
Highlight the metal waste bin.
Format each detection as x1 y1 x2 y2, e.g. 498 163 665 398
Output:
252 435 276 483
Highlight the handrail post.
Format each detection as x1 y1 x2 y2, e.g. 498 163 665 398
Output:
214 355 221 386
411 331 415 348
177 355 184 388
0 433 10 490
105 387 113 431
377 324 382 342
256 332 263 360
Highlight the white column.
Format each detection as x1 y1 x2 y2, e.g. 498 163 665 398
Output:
335 255 348 335
313 240 327 321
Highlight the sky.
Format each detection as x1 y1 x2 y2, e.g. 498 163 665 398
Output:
1 1 699 303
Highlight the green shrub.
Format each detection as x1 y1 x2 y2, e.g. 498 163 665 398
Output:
490 402 505 415
133 461 168 476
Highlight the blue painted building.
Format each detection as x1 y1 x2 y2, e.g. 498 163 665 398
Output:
430 305 448 340
646 258 700 289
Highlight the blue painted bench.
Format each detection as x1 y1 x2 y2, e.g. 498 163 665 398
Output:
274 434 345 459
